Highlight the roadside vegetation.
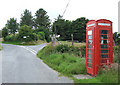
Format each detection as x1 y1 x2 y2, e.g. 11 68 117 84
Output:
37 42 119 83
2 40 46 46
0 38 2 50
0 45 2 50
2 9 51 45
37 44 86 77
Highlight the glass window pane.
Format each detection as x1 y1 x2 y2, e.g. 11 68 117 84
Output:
88 45 92 48
88 50 92 53
101 45 108 48
88 35 92 39
100 40 108 44
88 30 92 35
101 35 108 39
88 40 92 44
88 63 92 68
102 50 108 53
88 59 92 63
101 55 108 58
88 54 92 58
102 30 108 34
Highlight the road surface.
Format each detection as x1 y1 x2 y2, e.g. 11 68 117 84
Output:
1 43 73 83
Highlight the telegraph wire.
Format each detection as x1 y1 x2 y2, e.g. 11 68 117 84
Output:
62 0 71 17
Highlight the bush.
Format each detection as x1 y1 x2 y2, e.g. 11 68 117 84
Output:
34 27 51 42
56 44 69 53
55 44 86 57
80 45 86 57
2 27 8 38
38 44 86 58
37 32 45 40
18 25 37 42
4 35 12 41
37 45 56 57
4 34 18 41
113 46 120 63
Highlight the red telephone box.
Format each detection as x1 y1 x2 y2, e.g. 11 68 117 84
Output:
86 19 113 76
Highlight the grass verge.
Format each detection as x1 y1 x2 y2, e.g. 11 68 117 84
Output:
37 52 86 77
0 45 2 50
37 44 118 83
2 40 46 45
73 63 118 83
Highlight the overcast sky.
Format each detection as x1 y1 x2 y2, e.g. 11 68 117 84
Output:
0 0 119 32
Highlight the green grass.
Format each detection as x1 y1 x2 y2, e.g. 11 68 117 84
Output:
0 38 3 43
97 65 118 83
37 44 118 84
0 38 3 50
2 40 46 46
73 64 118 83
37 52 86 76
60 41 86 47
2 41 22 45
0 45 2 50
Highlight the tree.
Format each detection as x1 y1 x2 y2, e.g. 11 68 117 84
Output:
52 16 89 42
34 8 51 29
113 32 120 45
71 17 89 42
52 17 72 40
34 26 51 42
18 25 36 42
20 9 33 27
6 18 19 34
38 32 45 40
2 27 8 38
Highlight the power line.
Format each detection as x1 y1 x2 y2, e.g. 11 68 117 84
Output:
62 0 71 17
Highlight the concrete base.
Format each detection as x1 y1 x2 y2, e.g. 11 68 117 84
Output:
73 74 93 79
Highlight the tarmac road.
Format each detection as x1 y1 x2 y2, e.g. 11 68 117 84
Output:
2 43 73 83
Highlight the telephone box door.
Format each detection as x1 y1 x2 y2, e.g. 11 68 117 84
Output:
86 29 95 75
99 30 111 65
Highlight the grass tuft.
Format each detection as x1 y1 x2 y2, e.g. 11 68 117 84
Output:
37 52 86 76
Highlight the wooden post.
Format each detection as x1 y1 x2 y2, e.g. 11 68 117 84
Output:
71 34 74 46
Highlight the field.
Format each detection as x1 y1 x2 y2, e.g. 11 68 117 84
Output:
59 41 86 47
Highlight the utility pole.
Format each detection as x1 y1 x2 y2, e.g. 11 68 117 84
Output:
62 0 71 18
51 0 71 46
71 34 74 46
